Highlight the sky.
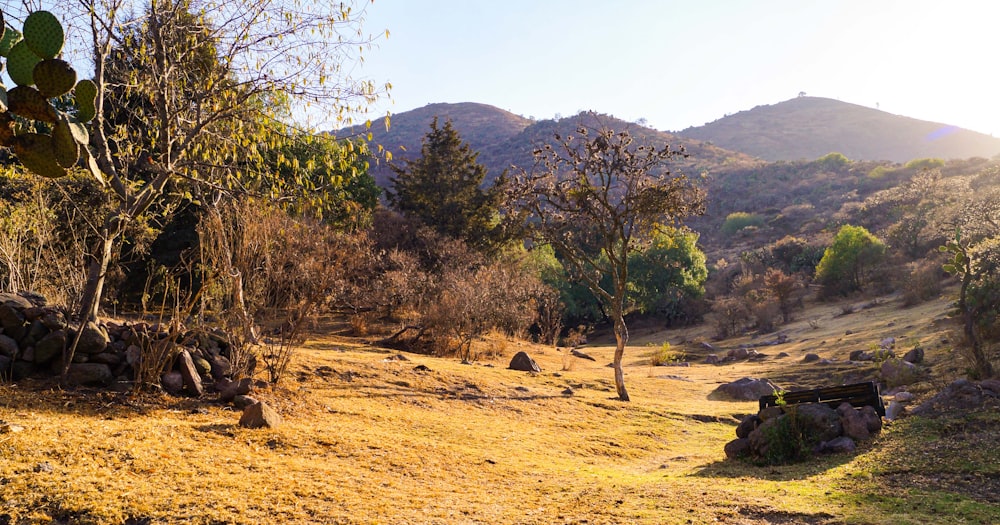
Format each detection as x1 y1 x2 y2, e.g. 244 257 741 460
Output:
349 0 1000 136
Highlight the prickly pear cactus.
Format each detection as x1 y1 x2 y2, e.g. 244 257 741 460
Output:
22 11 64 60
0 8 103 185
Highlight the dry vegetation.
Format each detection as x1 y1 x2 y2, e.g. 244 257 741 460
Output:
1 292 997 525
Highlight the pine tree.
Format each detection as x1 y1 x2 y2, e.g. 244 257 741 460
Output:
387 118 504 252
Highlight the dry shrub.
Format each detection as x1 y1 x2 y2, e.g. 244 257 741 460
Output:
901 259 945 307
711 295 752 339
752 299 781 333
198 197 372 383
561 325 589 348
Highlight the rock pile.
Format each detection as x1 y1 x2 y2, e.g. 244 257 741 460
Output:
0 292 243 394
725 401 882 463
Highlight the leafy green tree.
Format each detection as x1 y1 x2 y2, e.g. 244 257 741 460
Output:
387 118 505 253
508 124 705 401
625 226 707 324
815 225 886 296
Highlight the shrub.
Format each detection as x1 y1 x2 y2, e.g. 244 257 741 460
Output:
815 225 887 297
900 259 944 307
649 342 684 366
722 212 765 236
904 158 945 171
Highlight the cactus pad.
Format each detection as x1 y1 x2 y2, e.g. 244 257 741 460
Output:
74 79 98 122
52 119 81 168
23 11 64 60
34 59 76 98
7 85 58 123
12 133 67 179
79 147 107 186
0 28 22 57
0 27 21 57
7 41 41 86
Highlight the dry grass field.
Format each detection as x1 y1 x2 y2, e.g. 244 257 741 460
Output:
1 292 998 524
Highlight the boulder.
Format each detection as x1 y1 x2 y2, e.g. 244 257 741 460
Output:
0 355 11 373
10 360 35 381
816 436 856 455
239 402 282 429
233 395 258 410
704 354 720 365
209 354 232 380
981 379 1000 395
727 348 749 360
192 354 212 378
88 352 122 366
75 322 110 354
161 371 184 396
802 353 820 363
0 334 18 358
0 304 27 342
902 347 925 364
508 351 541 373
880 358 920 387
711 377 780 401
33 331 65 364
177 350 204 397
790 403 842 443
837 403 870 442
736 414 761 439
66 363 113 386
0 293 33 309
912 379 994 415
860 405 882 435
885 400 906 420
218 377 254 402
724 438 751 459
849 350 873 362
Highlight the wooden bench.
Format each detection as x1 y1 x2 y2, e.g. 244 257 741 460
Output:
758 381 885 417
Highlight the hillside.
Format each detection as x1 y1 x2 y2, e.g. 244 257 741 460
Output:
678 96 1000 163
338 103 760 188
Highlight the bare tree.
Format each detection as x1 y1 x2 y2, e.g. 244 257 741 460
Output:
507 122 705 401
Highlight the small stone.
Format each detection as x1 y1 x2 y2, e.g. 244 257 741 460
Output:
802 353 820 363
239 401 282 429
561 387 574 396
66 363 113 386
816 436 856 454
704 354 720 365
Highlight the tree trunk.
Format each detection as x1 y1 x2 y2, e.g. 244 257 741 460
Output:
78 217 123 322
612 309 630 402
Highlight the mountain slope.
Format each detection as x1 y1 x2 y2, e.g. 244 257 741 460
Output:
338 103 760 188
678 96 1000 163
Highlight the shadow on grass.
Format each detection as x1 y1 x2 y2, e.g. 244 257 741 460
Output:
691 452 855 481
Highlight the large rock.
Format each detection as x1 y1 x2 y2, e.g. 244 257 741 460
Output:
880 358 920 387
912 379 997 415
161 371 184 395
508 351 541 373
34 330 66 364
816 436 856 455
736 414 761 439
837 402 871 442
0 354 11 374
790 402 843 443
66 363 113 386
0 293 33 309
724 438 751 459
75 322 110 355
208 354 232 380
902 347 925 364
711 377 780 401
0 303 27 342
177 349 204 397
217 377 254 402
0 334 18 358
239 402 282 429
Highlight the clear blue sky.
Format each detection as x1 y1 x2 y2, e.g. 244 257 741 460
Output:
349 0 1000 135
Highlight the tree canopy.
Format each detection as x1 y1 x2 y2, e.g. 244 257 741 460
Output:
508 123 705 401
387 117 505 253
